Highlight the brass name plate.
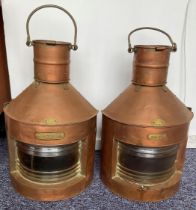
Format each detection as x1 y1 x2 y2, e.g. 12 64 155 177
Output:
148 133 167 141
35 132 65 140
151 118 166 127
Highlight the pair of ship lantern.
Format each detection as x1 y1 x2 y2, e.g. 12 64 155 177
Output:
3 5 193 202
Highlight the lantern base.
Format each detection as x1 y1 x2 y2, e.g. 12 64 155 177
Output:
101 170 181 202
11 171 92 201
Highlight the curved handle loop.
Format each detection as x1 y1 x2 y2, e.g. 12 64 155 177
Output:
26 4 78 50
128 27 177 53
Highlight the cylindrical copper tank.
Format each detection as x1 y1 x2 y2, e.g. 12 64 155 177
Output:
4 5 97 201
0 5 11 136
101 27 193 202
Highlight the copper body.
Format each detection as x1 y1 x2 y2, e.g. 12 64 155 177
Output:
0 6 11 113
101 28 193 202
4 5 97 201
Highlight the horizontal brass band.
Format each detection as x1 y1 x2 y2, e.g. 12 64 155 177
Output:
35 132 65 140
134 63 169 69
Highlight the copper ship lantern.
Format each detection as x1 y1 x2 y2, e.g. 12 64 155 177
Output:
4 5 97 201
101 27 193 202
0 5 11 132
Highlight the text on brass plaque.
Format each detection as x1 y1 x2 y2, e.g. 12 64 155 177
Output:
35 132 65 140
148 133 167 141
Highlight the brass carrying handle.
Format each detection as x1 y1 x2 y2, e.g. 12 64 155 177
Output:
128 27 177 53
26 4 78 50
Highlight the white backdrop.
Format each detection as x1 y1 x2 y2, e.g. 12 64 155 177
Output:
2 0 196 147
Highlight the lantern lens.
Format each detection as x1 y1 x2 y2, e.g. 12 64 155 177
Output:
16 141 81 183
117 141 178 183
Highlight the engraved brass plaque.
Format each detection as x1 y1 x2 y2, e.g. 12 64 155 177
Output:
35 132 65 140
148 133 167 141
41 118 58 125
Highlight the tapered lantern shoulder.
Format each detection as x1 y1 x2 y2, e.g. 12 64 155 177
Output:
101 27 193 202
4 78 97 125
4 5 97 201
103 72 193 127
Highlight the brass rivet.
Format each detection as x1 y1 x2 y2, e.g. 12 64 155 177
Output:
135 85 142 92
138 185 148 192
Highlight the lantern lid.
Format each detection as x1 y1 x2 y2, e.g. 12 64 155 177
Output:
133 45 172 50
32 40 72 46
4 82 97 125
103 85 193 127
